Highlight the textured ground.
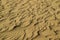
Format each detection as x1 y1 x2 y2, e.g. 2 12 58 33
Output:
0 0 60 40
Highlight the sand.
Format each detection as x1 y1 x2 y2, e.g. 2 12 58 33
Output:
0 0 60 40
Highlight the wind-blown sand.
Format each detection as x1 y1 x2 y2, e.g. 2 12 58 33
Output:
0 0 60 40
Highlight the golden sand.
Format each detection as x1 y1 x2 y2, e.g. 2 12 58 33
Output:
0 0 60 40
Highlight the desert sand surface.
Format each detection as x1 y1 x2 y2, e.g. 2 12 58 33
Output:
0 0 60 40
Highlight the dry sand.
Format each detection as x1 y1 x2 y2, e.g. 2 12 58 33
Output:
0 0 60 40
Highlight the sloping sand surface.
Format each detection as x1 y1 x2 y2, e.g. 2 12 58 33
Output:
0 0 60 40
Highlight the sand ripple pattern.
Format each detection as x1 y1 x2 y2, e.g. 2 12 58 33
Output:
0 0 60 40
